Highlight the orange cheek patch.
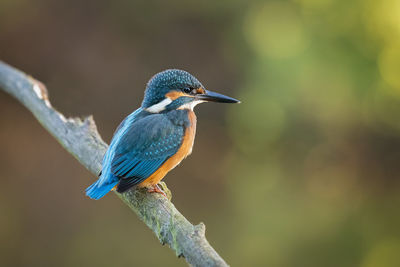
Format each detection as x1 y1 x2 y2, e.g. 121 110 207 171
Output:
165 91 187 100
196 88 206 94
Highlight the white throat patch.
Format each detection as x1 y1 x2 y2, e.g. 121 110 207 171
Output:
145 98 173 113
178 100 205 111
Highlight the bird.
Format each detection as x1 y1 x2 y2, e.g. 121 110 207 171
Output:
85 69 240 199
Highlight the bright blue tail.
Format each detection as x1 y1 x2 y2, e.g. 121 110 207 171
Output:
85 179 118 200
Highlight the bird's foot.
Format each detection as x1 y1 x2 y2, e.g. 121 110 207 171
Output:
158 181 172 200
147 184 168 198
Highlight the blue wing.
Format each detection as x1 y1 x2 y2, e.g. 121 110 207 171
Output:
86 108 143 199
111 113 184 191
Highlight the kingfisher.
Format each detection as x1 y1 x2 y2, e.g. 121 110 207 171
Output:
86 69 240 199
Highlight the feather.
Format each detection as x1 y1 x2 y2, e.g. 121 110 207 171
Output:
110 112 185 188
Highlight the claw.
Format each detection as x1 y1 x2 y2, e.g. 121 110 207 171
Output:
147 184 167 198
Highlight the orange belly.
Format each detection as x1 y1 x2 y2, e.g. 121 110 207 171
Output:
138 111 197 187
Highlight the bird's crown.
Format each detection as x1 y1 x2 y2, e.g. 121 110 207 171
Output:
142 69 203 108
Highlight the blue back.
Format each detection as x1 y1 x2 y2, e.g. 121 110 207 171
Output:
86 108 192 199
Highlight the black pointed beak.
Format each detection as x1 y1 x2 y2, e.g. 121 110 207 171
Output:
195 90 240 104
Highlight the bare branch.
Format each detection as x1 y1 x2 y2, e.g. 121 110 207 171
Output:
0 61 229 267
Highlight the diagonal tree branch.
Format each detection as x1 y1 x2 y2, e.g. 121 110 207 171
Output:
0 61 229 267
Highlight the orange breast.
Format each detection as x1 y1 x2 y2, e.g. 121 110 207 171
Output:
138 111 197 187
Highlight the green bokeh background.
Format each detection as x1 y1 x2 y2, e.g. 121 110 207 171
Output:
1 0 400 266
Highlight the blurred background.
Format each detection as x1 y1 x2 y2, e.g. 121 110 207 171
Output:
1 0 400 266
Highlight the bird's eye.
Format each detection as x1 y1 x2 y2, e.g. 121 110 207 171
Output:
183 87 193 94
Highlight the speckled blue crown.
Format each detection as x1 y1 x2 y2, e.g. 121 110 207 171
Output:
141 69 203 108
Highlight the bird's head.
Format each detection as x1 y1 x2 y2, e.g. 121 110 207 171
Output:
142 69 240 113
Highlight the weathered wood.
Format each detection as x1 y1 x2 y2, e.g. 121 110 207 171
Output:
0 61 228 267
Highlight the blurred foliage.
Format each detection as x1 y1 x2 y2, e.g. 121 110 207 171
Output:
227 0 400 266
1 0 400 266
